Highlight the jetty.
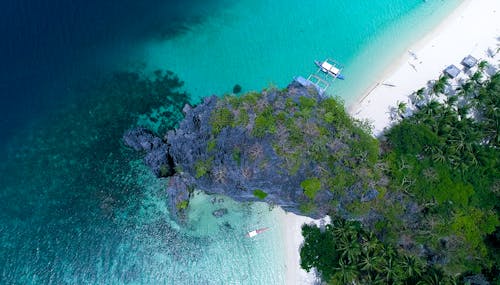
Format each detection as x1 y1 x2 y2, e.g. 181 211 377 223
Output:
294 74 330 95
294 58 345 96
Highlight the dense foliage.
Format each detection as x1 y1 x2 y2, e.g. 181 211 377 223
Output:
301 218 453 284
383 72 499 276
300 69 500 283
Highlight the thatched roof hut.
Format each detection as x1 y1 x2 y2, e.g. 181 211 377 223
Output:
444 64 461 78
461 55 478 69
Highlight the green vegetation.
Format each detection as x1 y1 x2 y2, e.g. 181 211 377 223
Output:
253 189 268 199
207 86 380 210
210 107 233 135
382 72 500 275
301 218 453 284
176 200 189 210
201 70 499 282
232 108 249 127
194 157 213 178
252 106 276 137
232 147 242 165
300 70 500 283
207 139 217 152
301 177 321 199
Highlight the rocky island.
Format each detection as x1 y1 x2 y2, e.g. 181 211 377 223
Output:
124 68 500 281
125 80 380 222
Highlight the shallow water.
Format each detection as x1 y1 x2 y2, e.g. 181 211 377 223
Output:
140 0 462 105
0 79 285 284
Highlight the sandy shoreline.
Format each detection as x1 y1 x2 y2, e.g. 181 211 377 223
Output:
349 0 500 136
281 1 499 283
276 209 327 285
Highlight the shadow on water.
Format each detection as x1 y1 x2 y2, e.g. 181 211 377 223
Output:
0 68 211 283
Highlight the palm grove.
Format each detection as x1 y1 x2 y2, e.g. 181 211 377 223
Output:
300 66 499 284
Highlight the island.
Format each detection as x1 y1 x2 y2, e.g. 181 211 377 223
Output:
125 56 499 283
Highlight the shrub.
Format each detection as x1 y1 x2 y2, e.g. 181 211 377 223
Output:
299 202 316 214
301 177 321 199
240 91 262 105
207 139 217 152
324 111 335 123
252 106 276 137
253 189 268 199
232 147 242 165
386 121 439 155
194 157 213 178
299 96 317 109
232 108 249 127
210 107 234 135
176 200 189 210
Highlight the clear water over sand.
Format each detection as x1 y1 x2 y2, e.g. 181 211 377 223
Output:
139 0 462 105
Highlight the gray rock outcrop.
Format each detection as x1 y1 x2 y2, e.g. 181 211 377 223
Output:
125 80 380 223
123 127 174 177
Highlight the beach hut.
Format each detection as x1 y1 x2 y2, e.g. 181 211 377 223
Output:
461 55 478 69
444 64 461 78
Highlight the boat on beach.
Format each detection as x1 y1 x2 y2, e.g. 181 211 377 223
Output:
246 227 269 238
315 59 345 80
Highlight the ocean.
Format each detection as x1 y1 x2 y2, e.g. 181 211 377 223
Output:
0 0 462 284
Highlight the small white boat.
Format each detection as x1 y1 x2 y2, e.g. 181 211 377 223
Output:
246 227 269 238
314 59 345 80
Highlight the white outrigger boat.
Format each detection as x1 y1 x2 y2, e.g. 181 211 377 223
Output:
246 227 269 238
314 59 345 80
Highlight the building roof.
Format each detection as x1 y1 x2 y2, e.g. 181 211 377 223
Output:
444 64 461 78
461 55 478 68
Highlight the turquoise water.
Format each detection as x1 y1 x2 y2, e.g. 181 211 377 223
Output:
0 73 286 284
0 1 463 284
139 0 462 105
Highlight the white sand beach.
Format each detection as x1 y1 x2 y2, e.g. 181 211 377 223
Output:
277 209 328 285
349 0 500 136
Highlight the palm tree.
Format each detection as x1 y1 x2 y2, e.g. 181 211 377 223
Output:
337 236 362 264
332 218 360 241
425 100 442 116
332 258 359 284
470 71 483 85
397 101 407 118
359 251 383 275
457 80 476 101
416 267 456 285
399 255 425 280
449 132 467 153
412 87 428 108
456 105 470 120
431 148 446 164
478 60 488 72
432 76 448 95
445 95 458 108
380 257 404 284
361 232 383 253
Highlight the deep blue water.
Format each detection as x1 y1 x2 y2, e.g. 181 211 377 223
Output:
0 1 232 284
0 0 224 150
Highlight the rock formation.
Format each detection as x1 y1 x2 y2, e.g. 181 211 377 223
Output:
125 80 381 222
